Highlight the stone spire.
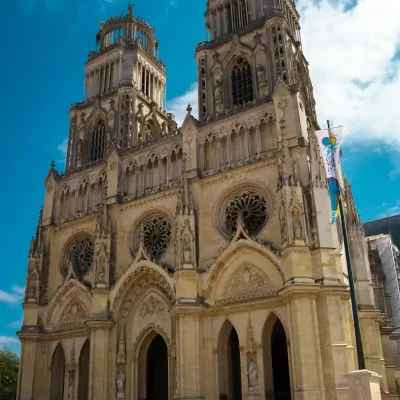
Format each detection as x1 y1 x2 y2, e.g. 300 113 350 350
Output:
29 206 44 258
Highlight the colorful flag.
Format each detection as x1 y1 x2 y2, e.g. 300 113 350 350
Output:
316 126 342 223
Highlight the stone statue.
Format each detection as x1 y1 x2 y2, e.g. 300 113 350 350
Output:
77 139 83 156
247 360 259 390
116 371 125 396
28 280 36 299
214 80 222 100
68 381 74 400
257 64 266 83
183 235 192 263
293 216 302 239
97 257 106 283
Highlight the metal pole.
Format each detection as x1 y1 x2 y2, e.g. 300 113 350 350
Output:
338 198 365 370
327 120 365 370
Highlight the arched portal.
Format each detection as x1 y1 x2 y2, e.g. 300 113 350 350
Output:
50 344 66 400
217 321 243 400
78 340 90 400
263 316 291 399
138 331 169 400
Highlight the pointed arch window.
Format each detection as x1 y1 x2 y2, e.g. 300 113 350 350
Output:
231 57 254 106
90 120 106 162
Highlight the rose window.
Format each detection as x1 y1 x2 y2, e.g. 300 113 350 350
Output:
225 191 267 235
142 217 171 258
69 238 94 277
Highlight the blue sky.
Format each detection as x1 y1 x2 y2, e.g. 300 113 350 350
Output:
0 0 399 352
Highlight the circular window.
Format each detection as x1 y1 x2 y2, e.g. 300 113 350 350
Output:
69 237 94 277
141 217 171 259
225 191 267 236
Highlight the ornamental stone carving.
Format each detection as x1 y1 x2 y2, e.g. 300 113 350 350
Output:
225 191 267 236
141 217 172 259
60 301 88 324
224 265 269 295
138 295 165 318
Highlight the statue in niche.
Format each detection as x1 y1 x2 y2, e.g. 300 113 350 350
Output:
183 234 192 264
281 217 287 243
214 80 222 100
97 256 106 283
247 360 259 390
257 64 266 83
292 212 303 239
27 278 37 299
257 64 268 98
68 381 75 400
77 139 83 156
116 371 125 397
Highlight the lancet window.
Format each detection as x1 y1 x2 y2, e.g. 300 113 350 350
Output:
170 147 183 184
232 57 254 106
119 94 132 148
210 0 249 40
201 116 277 175
272 26 288 83
90 120 106 163
76 178 89 214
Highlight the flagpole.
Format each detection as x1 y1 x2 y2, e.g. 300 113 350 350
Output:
327 120 365 370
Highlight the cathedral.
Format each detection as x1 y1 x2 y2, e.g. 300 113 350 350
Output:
17 1 400 400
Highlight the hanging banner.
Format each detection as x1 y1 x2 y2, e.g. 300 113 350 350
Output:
316 126 343 223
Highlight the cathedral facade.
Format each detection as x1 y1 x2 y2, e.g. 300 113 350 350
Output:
17 1 400 400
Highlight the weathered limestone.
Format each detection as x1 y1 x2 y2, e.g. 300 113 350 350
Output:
16 2 400 400
345 370 382 400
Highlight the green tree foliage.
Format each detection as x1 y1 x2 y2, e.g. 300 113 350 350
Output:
0 346 19 400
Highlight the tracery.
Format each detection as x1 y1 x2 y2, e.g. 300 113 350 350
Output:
225 191 267 235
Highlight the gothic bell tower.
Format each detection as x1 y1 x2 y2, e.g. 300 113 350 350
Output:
66 4 177 175
195 0 316 124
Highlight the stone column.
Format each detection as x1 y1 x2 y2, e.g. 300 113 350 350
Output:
174 307 202 400
282 288 326 400
17 336 38 400
317 292 357 399
87 320 114 400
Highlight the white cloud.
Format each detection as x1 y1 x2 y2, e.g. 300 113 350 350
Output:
298 0 400 146
0 336 19 345
0 286 24 304
167 83 199 126
8 319 23 329
57 138 68 165
165 0 177 12
11 286 25 296
168 0 400 152
378 200 400 218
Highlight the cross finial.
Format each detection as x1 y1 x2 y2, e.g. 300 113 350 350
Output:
50 160 55 169
186 103 192 113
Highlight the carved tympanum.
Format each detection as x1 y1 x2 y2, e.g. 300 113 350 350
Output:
224 265 267 295
138 295 165 318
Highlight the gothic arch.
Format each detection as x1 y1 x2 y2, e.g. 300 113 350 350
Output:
46 280 91 327
216 320 243 400
110 261 174 318
134 325 171 400
50 343 66 400
206 240 283 301
262 312 292 399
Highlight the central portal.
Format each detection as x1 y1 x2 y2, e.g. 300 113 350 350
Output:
146 334 169 400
